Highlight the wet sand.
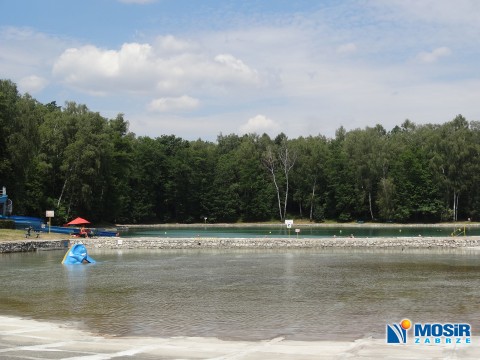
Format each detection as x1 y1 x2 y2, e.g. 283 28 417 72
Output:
0 316 478 359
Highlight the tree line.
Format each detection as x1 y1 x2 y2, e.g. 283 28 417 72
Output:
1 79 479 225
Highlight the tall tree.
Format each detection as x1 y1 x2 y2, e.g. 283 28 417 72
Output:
9 94 45 214
291 136 328 221
262 135 297 221
430 115 473 221
236 134 275 221
389 122 444 222
103 114 135 223
0 80 19 190
324 127 357 221
344 125 387 220
129 136 171 223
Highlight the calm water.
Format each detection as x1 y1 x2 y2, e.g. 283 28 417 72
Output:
0 249 479 341
123 225 480 239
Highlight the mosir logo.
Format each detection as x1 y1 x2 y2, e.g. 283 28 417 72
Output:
386 319 472 345
386 319 411 344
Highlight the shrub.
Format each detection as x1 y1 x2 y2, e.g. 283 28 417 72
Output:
0 220 15 229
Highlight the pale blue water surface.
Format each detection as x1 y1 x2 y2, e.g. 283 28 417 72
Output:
0 248 479 341
122 225 480 238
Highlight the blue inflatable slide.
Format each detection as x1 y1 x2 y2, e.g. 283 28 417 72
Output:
62 244 96 264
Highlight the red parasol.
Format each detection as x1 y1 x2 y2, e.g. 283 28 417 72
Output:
66 217 91 226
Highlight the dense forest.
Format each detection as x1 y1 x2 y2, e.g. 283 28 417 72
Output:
1 79 479 225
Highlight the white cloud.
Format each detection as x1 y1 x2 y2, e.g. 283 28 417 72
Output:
52 43 151 95
240 114 280 135
18 75 48 94
52 39 261 97
214 54 259 82
0 27 72 88
154 35 194 53
416 47 451 63
148 95 200 112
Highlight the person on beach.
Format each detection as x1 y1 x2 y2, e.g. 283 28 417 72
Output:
79 226 88 238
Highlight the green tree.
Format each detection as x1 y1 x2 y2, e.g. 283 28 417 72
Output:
0 80 19 191
9 94 47 215
324 127 357 221
128 136 166 223
389 123 443 222
236 134 275 221
262 134 297 222
291 135 328 222
430 115 474 221
376 177 396 221
344 125 388 220
103 114 135 223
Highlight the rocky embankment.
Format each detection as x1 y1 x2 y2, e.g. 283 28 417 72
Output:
2 236 480 253
0 240 69 253
75 236 480 249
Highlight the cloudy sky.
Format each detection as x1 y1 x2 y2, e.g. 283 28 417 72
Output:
1 0 479 140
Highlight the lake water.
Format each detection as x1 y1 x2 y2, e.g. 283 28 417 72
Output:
122 225 480 239
0 248 479 341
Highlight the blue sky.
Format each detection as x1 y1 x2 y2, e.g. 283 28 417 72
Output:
1 0 479 140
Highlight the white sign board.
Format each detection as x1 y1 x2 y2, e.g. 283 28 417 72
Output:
46 210 54 217
295 228 301 233
285 219 293 229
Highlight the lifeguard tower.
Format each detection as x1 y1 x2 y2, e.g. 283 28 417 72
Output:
0 186 13 217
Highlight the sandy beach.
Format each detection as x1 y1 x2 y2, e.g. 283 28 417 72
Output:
0 316 478 359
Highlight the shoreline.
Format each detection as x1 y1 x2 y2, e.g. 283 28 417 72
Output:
2 236 480 253
78 236 480 250
119 221 480 228
1 316 478 359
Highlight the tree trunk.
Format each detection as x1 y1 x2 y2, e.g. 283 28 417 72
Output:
309 177 317 222
369 191 374 220
283 172 289 221
263 148 283 221
272 171 283 221
279 143 297 222
453 191 459 222
57 178 68 208
263 143 296 223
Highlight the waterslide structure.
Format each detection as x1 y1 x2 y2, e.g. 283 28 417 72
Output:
62 243 96 264
0 187 118 237
0 214 118 237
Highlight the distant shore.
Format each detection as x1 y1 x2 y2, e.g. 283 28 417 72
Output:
119 221 480 228
3 223 480 253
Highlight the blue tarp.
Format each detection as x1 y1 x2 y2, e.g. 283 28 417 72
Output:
0 215 118 237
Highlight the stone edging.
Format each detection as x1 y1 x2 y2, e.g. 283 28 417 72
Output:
75 236 480 249
2 237 480 253
0 240 70 253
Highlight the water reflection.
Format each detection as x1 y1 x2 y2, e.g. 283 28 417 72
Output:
64 264 89 315
0 248 479 340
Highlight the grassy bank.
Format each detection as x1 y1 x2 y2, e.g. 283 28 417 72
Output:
0 229 67 242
